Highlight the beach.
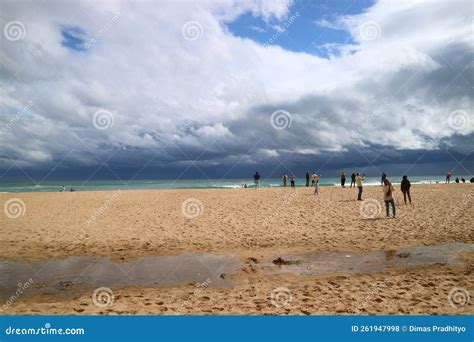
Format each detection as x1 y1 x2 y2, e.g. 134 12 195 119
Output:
1 184 473 315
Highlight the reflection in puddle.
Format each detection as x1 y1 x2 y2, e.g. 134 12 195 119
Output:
261 243 473 276
0 253 240 300
0 243 472 302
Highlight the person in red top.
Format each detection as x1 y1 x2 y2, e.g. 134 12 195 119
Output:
446 171 452 183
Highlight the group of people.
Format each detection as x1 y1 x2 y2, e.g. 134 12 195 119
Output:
281 173 298 188
445 171 473 184
254 170 417 219
254 169 474 219
281 172 321 194
346 171 412 218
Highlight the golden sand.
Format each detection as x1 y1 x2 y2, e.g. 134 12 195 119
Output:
1 184 473 315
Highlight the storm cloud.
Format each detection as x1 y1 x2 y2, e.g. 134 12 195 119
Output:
0 0 472 180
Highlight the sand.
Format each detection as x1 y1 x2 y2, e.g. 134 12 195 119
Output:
1 184 473 315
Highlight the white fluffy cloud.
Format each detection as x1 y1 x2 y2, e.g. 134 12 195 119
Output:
0 0 472 174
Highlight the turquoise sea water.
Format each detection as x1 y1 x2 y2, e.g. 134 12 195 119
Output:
0 176 471 193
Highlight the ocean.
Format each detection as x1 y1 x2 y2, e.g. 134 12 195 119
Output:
0 176 470 193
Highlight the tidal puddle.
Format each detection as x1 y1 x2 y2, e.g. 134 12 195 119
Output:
261 243 474 276
1 243 472 302
0 253 240 300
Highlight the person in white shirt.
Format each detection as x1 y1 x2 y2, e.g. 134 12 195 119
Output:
313 173 320 194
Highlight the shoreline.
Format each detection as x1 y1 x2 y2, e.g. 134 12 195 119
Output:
0 180 471 194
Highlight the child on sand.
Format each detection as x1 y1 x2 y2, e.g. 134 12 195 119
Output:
400 175 411 205
313 173 320 194
383 179 396 218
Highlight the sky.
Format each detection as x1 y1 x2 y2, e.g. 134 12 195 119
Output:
0 0 473 181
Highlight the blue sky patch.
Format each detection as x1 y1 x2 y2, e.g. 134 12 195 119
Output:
226 0 374 58
61 25 87 52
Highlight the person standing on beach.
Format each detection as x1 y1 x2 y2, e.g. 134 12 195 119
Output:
290 174 296 187
356 173 364 200
282 173 288 187
313 173 320 194
383 179 396 218
381 172 387 186
446 171 452 183
305 172 310 187
350 171 356 188
400 175 411 205
311 172 316 186
340 172 346 188
254 171 261 188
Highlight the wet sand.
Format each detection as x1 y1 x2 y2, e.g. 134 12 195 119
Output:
1 184 473 315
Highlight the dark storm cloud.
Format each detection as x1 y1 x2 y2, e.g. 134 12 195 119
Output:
0 0 473 181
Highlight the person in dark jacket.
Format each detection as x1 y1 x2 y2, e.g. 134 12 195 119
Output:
305 172 310 187
381 172 387 186
401 175 411 205
340 172 346 188
350 172 356 188
254 172 261 188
